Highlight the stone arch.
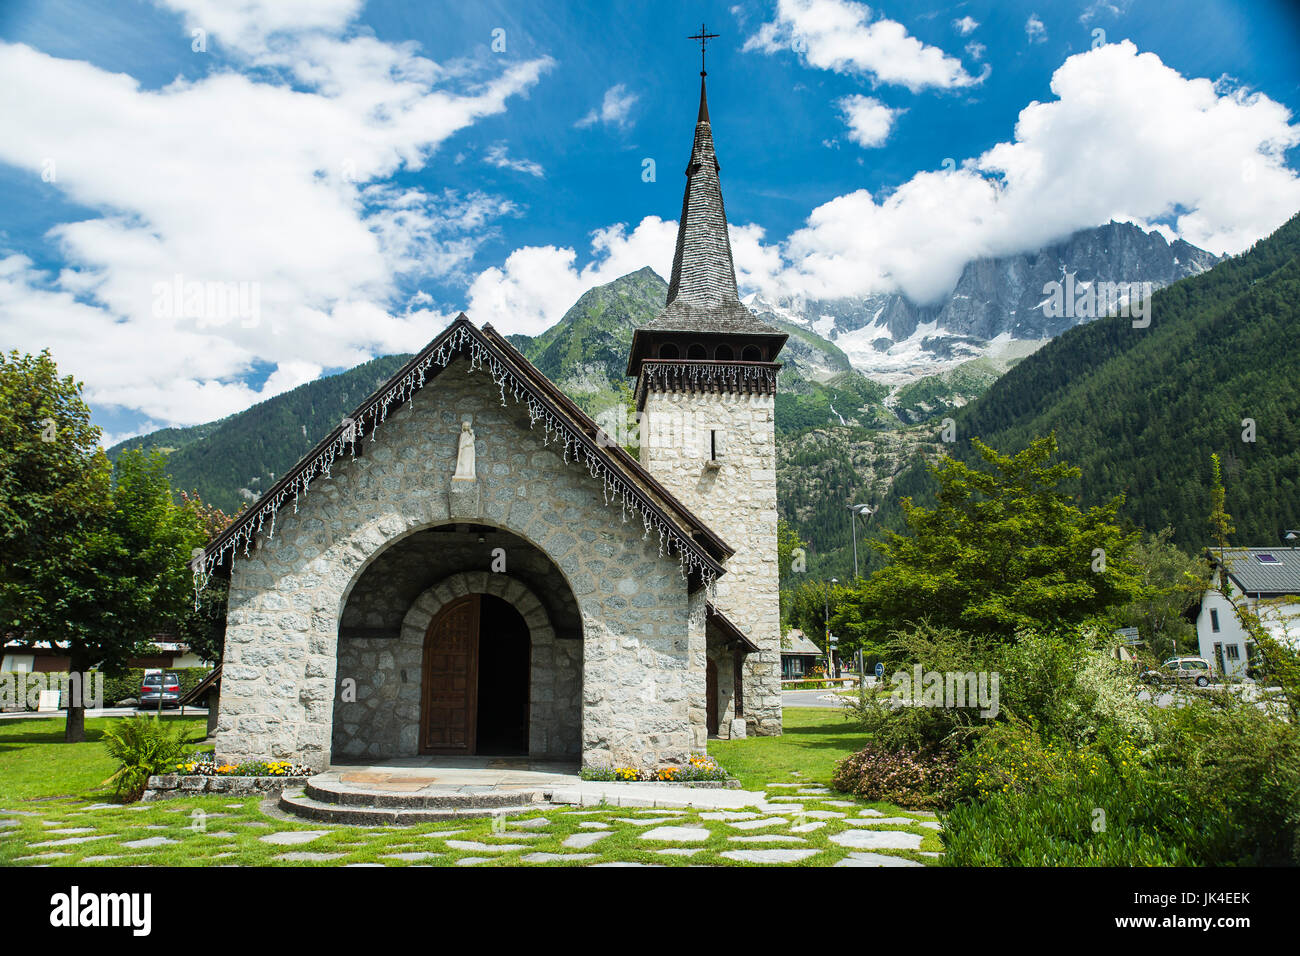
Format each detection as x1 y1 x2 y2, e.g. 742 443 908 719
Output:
399 571 553 644
331 567 581 761
334 518 581 634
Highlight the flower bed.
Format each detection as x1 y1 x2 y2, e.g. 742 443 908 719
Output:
580 753 739 787
144 756 316 800
176 757 314 777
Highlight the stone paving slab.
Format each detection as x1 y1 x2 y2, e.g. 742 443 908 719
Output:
31 835 108 847
835 852 925 867
521 852 596 863
791 821 826 833
509 816 553 829
720 848 819 864
259 830 329 845
277 852 348 862
121 836 178 849
445 840 528 852
728 835 805 843
830 830 923 851
639 826 709 843
381 851 443 861
563 832 611 849
728 817 788 830
857 816 923 826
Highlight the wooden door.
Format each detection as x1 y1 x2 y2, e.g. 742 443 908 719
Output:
706 658 719 736
420 594 479 753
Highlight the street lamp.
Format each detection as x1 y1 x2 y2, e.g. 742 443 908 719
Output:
1285 530 1299 549
846 503 874 579
825 577 838 681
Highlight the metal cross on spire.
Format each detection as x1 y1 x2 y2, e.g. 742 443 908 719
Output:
688 23 720 76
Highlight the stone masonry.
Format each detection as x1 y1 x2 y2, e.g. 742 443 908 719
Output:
214 357 707 772
640 390 782 735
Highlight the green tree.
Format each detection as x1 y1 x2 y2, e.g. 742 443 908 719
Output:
838 435 1147 646
0 350 207 741
173 490 237 665
1115 527 1206 660
776 517 806 629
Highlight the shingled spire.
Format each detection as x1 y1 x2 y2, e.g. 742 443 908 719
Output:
665 73 742 311
626 50 786 377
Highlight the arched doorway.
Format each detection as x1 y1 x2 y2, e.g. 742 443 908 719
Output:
420 593 530 755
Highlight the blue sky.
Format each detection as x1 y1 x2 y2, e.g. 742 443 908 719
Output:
1 0 1298 441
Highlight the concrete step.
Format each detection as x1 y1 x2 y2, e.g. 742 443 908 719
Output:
278 789 545 826
304 777 547 810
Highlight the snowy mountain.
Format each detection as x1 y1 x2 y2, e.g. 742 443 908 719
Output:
747 221 1220 383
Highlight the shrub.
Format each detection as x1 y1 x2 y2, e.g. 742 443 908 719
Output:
845 622 993 752
831 743 960 809
1148 696 1300 865
943 723 1215 866
103 715 197 802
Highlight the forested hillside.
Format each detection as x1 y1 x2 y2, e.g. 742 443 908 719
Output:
109 355 412 512
874 212 1300 554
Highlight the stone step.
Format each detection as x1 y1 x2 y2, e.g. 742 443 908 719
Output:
304 778 548 810
278 789 545 826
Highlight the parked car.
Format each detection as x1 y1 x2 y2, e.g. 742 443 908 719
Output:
139 670 182 709
1140 656 1213 687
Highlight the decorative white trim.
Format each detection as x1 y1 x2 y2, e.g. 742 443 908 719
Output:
193 322 723 605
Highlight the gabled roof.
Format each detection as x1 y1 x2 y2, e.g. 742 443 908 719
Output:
782 630 824 656
195 316 733 589
1208 547 1300 595
706 604 760 654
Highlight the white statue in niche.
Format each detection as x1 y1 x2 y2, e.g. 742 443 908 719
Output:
453 419 476 480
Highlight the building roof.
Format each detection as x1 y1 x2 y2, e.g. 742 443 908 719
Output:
195 316 734 590
1209 547 1300 595
706 604 760 654
782 630 824 656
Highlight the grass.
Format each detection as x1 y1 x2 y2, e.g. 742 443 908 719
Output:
0 792 943 868
0 715 207 803
708 707 868 790
0 707 943 867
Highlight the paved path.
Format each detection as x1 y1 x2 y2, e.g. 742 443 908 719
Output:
782 688 854 709
315 758 782 811
0 706 208 721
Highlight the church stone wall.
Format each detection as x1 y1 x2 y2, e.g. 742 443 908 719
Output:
641 390 783 735
214 357 705 772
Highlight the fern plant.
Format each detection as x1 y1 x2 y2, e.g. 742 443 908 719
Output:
103 715 195 802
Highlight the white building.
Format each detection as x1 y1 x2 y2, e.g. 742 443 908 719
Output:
1195 547 1300 678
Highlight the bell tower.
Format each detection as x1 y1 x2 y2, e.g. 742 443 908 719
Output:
627 33 786 737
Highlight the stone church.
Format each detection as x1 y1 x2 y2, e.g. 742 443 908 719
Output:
196 70 788 773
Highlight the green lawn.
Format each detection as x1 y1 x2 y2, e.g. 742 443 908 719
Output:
0 707 943 867
708 707 867 790
0 715 207 804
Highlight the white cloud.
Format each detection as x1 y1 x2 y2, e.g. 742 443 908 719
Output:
485 143 544 177
765 41 1300 304
575 84 639 130
1026 14 1048 44
952 16 979 36
466 217 678 336
837 95 900 147
0 1 552 426
744 0 985 92
966 41 986 61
